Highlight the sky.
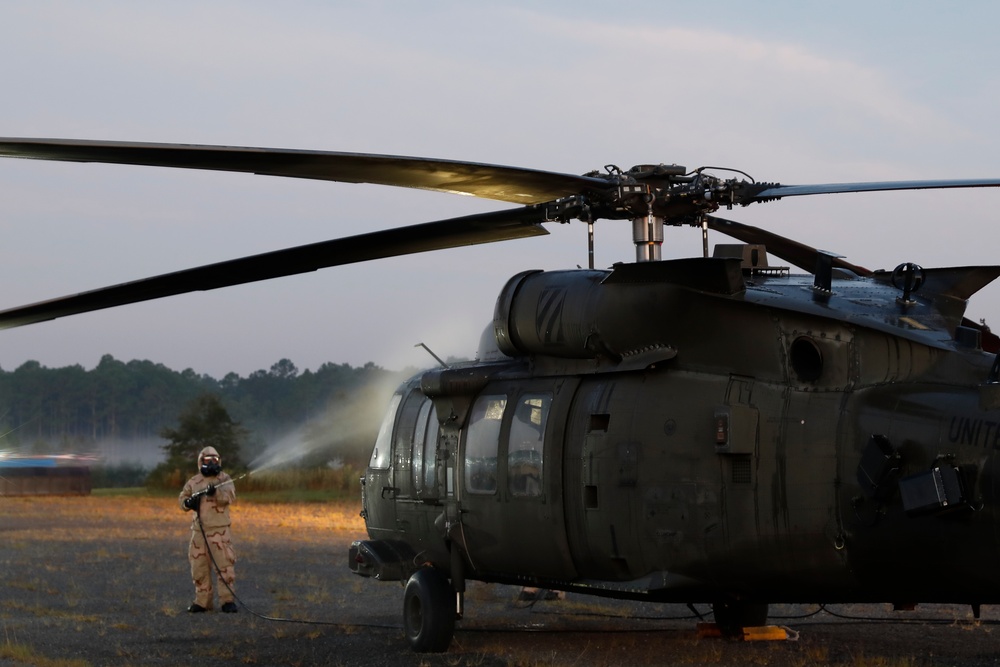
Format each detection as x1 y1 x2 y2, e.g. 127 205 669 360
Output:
1 1 999 378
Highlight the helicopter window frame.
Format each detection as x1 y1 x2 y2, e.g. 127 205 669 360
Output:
507 392 552 497
411 398 439 496
464 393 507 495
393 390 430 492
369 393 402 470
411 398 431 493
424 408 441 495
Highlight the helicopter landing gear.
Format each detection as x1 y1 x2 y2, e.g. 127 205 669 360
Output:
403 567 456 652
711 600 769 635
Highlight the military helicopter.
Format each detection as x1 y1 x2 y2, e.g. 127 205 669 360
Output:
2 138 1000 653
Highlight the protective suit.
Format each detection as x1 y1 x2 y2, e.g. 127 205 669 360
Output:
179 446 237 613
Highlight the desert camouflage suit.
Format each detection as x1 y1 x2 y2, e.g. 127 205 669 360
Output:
179 446 236 610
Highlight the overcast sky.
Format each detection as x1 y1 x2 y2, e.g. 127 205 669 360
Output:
1 1 999 378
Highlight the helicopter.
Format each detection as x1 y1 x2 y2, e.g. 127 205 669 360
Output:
2 138 1000 653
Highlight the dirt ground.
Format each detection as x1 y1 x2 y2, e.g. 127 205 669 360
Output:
2 495 1000 667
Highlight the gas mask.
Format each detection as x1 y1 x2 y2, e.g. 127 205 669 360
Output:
200 456 222 477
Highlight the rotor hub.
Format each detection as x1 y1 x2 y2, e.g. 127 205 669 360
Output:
547 165 776 262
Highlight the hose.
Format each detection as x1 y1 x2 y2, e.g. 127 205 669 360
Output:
189 482 397 630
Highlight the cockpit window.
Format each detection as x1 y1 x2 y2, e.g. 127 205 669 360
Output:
423 407 440 493
369 393 401 470
412 398 437 495
508 393 551 496
464 394 506 494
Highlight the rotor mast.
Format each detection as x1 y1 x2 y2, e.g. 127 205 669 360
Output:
632 211 665 262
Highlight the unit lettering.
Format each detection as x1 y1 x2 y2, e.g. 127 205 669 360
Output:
947 416 1000 450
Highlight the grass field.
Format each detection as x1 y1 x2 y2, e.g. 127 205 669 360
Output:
3 493 999 666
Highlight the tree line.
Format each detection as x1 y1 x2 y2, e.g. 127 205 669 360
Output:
0 354 412 469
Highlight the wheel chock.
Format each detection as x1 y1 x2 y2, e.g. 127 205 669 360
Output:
695 623 790 641
742 625 789 641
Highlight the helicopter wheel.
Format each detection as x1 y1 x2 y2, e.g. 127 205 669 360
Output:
403 567 456 652
712 600 769 635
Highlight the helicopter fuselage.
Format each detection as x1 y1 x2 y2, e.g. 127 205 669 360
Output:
351 254 1000 610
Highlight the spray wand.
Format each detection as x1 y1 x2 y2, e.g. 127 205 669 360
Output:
183 471 250 509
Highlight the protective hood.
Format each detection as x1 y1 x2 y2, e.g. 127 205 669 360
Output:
198 446 222 477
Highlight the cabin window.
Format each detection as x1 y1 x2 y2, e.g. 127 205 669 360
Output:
464 394 506 494
508 393 551 497
369 393 401 470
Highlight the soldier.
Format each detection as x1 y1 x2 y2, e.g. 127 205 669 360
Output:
180 446 238 613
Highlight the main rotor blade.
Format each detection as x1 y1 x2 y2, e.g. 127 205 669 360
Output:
0 206 549 330
0 138 610 205
753 179 1000 200
706 215 872 276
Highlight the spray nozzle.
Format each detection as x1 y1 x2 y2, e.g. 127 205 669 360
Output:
186 473 246 506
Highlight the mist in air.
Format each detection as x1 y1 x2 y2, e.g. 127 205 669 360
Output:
247 372 405 474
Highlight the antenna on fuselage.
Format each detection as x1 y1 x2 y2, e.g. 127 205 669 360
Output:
415 342 449 369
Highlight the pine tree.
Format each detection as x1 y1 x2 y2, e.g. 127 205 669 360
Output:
152 393 247 486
